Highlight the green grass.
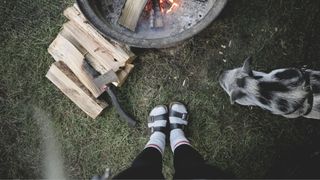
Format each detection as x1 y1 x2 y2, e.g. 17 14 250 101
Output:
1 0 320 179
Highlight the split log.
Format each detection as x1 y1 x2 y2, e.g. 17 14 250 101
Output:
118 0 149 31
48 33 104 98
113 64 134 87
46 61 108 119
152 0 164 28
62 21 120 72
60 29 109 75
64 5 135 65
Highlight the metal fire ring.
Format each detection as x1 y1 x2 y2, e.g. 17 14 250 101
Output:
76 0 228 48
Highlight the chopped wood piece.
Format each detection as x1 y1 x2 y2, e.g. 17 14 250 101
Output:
62 21 120 72
64 5 136 64
46 61 108 119
108 39 136 64
113 64 134 87
85 53 109 75
152 0 164 28
48 33 103 98
118 0 148 31
60 29 109 75
149 9 155 28
60 28 87 54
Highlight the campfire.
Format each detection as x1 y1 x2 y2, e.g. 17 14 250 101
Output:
160 0 180 14
118 0 183 31
145 0 181 15
118 0 209 32
141 0 181 29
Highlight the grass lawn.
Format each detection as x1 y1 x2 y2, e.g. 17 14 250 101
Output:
1 0 320 179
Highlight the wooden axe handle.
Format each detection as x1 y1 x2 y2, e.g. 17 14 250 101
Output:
105 85 136 127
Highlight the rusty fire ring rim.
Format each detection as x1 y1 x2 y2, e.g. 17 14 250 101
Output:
76 0 228 48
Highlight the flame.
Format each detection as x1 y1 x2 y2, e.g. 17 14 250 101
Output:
159 0 165 13
158 0 179 14
166 0 179 14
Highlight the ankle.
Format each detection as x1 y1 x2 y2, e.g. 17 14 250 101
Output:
170 129 190 152
145 132 166 154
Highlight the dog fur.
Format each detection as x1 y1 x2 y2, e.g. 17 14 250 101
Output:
219 57 320 119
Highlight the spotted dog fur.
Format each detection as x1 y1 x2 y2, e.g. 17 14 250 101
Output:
219 57 320 119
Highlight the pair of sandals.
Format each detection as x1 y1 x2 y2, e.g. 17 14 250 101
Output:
148 102 188 135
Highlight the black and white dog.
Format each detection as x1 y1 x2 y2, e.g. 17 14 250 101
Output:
219 57 320 119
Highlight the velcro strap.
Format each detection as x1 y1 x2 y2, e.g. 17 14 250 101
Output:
148 114 168 123
151 127 166 134
170 124 184 130
148 114 167 134
169 111 188 120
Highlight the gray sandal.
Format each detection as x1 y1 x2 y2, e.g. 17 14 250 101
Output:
148 105 168 134
169 102 188 131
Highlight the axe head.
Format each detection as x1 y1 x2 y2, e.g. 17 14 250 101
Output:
93 70 119 89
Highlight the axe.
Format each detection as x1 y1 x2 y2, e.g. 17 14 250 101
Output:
87 62 136 127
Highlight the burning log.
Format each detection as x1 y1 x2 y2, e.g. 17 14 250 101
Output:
118 0 149 31
149 9 154 28
151 0 164 28
118 0 181 31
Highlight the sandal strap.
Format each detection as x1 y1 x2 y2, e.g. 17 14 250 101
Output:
169 110 188 130
148 114 168 123
148 114 168 134
151 127 166 133
170 123 185 130
169 110 188 120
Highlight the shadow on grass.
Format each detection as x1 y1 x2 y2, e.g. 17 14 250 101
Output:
266 118 320 178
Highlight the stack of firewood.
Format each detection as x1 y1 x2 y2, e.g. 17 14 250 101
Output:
46 4 136 119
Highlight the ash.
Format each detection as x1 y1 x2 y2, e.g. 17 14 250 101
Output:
101 0 215 39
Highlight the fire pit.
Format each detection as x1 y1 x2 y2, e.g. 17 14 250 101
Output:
77 0 227 48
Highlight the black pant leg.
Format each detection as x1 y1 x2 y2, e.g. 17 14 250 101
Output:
113 147 164 179
173 144 233 179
